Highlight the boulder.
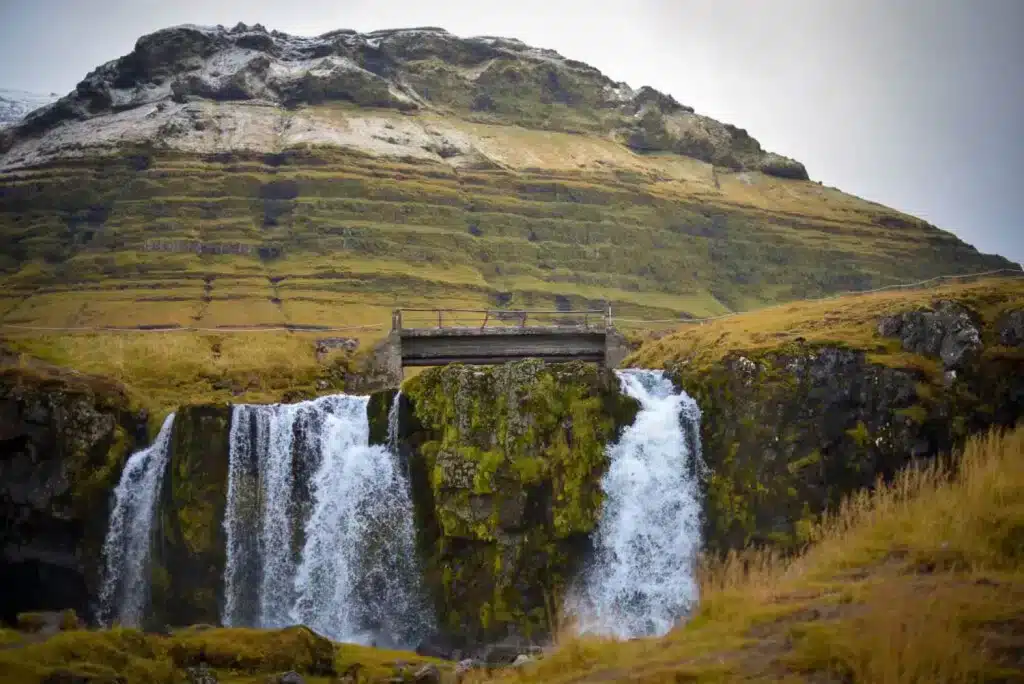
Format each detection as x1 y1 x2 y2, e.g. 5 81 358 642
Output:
999 310 1024 347
413 664 441 683
511 654 537 667
455 659 484 683
0 367 141 624
877 300 982 369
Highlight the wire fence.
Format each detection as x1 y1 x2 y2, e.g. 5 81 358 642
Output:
0 267 1020 335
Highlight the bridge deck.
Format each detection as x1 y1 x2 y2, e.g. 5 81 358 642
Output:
388 308 627 370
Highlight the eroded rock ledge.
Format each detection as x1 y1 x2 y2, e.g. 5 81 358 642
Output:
672 302 1024 553
395 360 638 647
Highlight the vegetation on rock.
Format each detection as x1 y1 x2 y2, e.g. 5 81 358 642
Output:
402 360 638 645
0 624 450 683
630 276 1024 554
150 405 232 628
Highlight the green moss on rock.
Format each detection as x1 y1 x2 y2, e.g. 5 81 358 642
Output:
669 329 1024 555
402 360 638 645
150 404 232 628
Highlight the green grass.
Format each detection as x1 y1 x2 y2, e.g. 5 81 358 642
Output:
2 129 1013 340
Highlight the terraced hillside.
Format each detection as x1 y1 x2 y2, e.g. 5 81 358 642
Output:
0 23 1015 341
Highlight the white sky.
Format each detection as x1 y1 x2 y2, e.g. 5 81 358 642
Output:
1 0 1021 264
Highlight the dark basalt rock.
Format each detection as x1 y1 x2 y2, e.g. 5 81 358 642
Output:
999 309 1024 347
0 367 142 624
675 305 1024 555
878 300 982 369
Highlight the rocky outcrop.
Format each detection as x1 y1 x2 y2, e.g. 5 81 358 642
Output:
878 300 982 370
673 303 1024 554
151 404 232 628
0 367 144 623
2 23 805 178
397 360 638 647
999 309 1024 347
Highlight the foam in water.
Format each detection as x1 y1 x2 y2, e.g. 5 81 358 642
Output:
222 393 430 647
570 369 704 638
97 413 175 627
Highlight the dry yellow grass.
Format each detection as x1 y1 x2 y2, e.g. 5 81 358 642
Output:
479 424 1024 683
3 331 336 416
628 275 1024 371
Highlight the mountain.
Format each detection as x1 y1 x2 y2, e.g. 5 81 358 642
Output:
0 88 59 128
0 23 1017 336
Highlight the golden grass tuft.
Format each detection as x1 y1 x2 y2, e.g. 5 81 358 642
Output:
477 424 1024 683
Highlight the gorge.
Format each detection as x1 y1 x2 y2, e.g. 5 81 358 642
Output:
85 366 702 651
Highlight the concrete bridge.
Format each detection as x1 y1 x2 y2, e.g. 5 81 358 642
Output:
377 308 629 380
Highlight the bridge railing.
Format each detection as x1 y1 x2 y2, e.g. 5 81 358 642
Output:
393 308 612 332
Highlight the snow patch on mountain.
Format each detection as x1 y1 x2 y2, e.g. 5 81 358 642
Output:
0 89 59 128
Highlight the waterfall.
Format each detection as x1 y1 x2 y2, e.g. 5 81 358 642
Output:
222 393 430 647
387 390 402 454
570 369 705 638
97 413 175 627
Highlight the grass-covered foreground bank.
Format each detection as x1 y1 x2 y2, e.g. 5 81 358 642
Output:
0 624 450 683
473 425 1024 683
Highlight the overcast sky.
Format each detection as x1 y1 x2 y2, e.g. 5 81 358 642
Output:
1 0 1021 265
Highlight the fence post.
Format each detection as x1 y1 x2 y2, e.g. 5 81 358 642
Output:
437 310 442 329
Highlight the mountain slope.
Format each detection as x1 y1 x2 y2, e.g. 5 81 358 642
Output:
0 23 1017 336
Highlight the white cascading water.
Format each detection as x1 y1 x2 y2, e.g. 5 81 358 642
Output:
96 413 176 627
570 369 705 638
222 393 429 647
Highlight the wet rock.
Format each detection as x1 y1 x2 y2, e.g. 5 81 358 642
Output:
877 300 982 369
999 310 1024 347
415 634 457 661
455 659 484 683
403 360 639 646
511 654 537 667
413 664 441 683
0 368 139 624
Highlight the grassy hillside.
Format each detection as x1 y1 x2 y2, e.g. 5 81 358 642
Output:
475 424 1024 683
629 275 1024 374
1 114 1014 335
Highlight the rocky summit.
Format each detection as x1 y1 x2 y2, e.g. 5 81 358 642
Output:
0 23 1018 335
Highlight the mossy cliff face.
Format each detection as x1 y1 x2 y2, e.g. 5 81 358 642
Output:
150 404 232 628
400 360 638 646
0 367 143 623
670 303 1024 554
